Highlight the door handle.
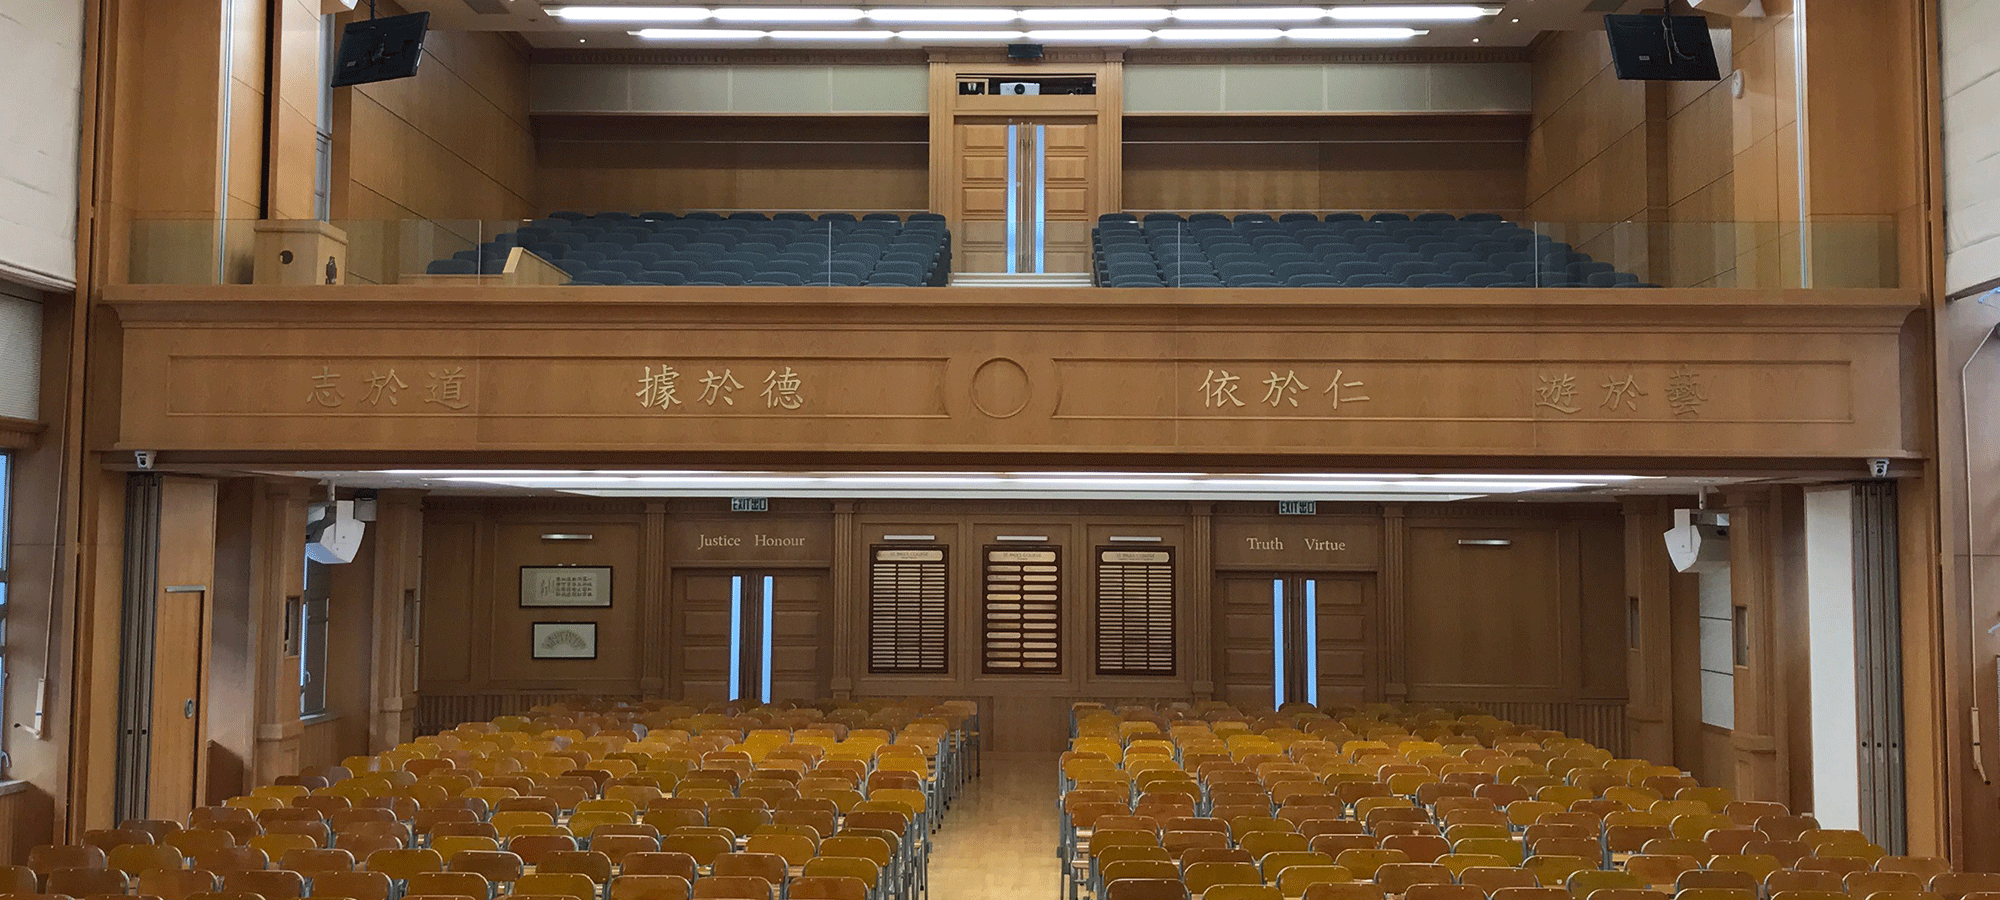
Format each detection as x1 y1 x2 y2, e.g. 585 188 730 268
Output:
184 699 197 719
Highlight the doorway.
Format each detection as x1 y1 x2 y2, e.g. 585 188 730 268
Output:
955 116 1097 274
673 570 827 702
1216 573 1377 710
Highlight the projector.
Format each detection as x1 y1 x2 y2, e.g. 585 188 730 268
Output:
1663 508 1730 574
999 81 1040 96
306 500 367 564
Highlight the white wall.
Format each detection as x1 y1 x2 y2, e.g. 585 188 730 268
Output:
1805 486 1861 829
1943 0 2000 295
0 0 83 291
0 285 39 420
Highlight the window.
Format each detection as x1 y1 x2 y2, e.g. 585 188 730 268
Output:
867 545 948 674
0 453 11 752
300 557 330 717
1095 547 1176 676
1698 567 1735 729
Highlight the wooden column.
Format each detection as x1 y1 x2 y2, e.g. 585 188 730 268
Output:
251 480 310 786
830 501 858 700
1623 500 1678 765
1724 489 1786 803
641 502 669 698
1187 503 1214 701
1381 504 1407 703
367 491 424 752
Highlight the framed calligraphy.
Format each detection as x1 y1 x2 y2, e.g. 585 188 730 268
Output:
519 566 614 608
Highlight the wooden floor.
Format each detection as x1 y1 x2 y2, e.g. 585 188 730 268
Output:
931 752 1061 900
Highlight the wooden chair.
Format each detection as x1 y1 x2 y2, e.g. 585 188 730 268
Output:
1299 883 1385 900
1375 863 1453 895
1204 886 1280 900
608 875 691 900
136 871 220 900
1460 867 1541 895
42 871 128 899
304 871 394 900
27 848 107 875
1102 880 1188 900
1568 869 1644 899
108 844 187 877
402 872 491 900
1402 886 1484 900
218 871 302 900
688 875 774 900
1929 874 2000 900
189 847 269 874
513 874 599 900
1764 870 1848 895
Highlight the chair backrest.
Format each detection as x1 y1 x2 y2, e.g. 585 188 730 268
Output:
44 869 130 899
513 873 598 900
609 875 692 900
618 853 697 881
1301 883 1385 900
109 844 186 877
798 857 878 889
1404 886 1486 900
1460 867 1541 894
306 870 394 900
1102 879 1189 900
689 875 772 900
400 872 489 900
29 847 107 873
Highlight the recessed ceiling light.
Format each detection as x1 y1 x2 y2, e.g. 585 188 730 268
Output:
631 27 767 38
710 6 866 21
768 29 897 38
867 7 1021 22
1020 7 1170 22
1156 27 1285 39
1171 6 1326 21
1328 4 1496 21
549 5 713 21
1024 27 1157 38
897 29 1031 39
1286 26 1424 39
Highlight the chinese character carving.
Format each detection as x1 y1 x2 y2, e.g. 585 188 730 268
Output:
1535 373 1582 414
425 367 469 410
637 365 682 410
1323 369 1371 409
306 366 343 408
1262 370 1309 407
763 367 805 410
1666 365 1708 416
363 369 408 407
1601 372 1646 412
1201 369 1245 408
698 369 745 407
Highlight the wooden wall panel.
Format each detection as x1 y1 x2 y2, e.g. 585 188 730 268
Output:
415 498 1631 754
332 4 535 222
102 286 1921 463
535 117 930 215
1122 116 1527 215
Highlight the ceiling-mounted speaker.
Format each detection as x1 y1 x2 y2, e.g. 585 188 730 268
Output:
1686 0 1766 17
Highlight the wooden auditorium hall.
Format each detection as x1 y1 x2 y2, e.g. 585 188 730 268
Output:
8 0 2000 899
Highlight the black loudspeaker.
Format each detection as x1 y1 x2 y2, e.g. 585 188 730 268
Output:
1604 14 1721 81
1007 42 1044 59
332 11 432 88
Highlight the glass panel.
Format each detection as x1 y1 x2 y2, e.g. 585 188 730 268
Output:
728 574 744 701
1303 578 1319 707
1271 577 1285 710
761 574 775 704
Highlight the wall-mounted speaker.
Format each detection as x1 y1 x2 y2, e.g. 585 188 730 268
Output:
1686 0 1766 17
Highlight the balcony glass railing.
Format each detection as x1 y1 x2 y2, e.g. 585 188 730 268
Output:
120 211 1900 290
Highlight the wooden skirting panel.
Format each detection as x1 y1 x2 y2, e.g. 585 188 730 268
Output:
298 720 347 772
416 693 644 735
1414 698 1628 756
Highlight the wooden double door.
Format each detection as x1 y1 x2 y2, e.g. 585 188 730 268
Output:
1216 573 1379 710
672 570 828 703
955 116 1098 274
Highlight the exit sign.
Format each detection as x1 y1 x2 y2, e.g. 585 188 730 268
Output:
1278 500 1316 516
730 497 769 513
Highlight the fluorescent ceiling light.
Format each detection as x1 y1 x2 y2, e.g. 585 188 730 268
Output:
710 6 865 21
550 6 714 21
768 29 896 38
1155 27 1285 39
632 27 767 38
1025 28 1156 39
1020 7 1170 21
354 468 1656 502
1171 6 1325 20
867 7 1021 22
897 29 1031 39
1328 4 1494 20
1286 26 1424 39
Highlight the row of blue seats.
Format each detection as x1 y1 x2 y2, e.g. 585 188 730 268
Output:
423 212 951 287
1093 213 1654 288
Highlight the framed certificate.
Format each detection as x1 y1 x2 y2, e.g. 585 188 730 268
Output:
531 622 597 659
519 566 612 608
